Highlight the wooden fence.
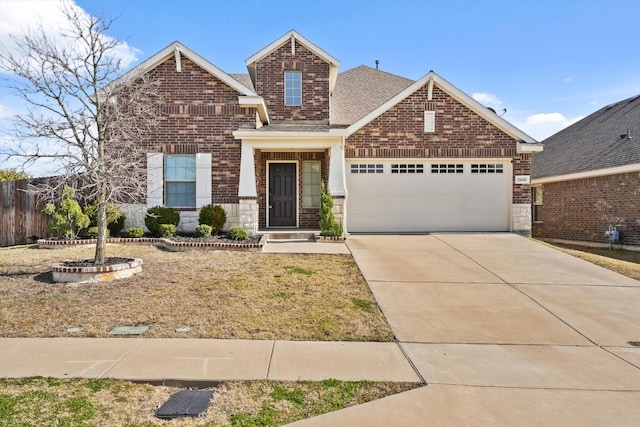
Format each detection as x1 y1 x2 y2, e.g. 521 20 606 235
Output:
0 178 52 246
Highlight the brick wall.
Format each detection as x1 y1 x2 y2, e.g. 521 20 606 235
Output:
142 56 256 204
533 172 640 246
345 84 530 204
255 150 328 229
254 40 330 121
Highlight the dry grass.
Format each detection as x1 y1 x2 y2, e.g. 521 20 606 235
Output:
538 241 640 280
0 377 420 426
0 244 394 341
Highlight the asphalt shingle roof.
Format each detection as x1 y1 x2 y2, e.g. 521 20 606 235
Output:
532 94 640 179
331 65 414 125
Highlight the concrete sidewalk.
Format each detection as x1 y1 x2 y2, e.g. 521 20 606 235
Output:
0 338 420 384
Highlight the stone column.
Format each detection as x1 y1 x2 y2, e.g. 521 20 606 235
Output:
239 198 259 235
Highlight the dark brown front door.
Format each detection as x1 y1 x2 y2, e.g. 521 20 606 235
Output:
269 163 297 227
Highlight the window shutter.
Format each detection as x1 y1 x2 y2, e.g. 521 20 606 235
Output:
195 153 212 207
424 111 435 133
147 153 164 207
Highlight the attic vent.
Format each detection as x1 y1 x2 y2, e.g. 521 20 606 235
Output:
424 111 435 133
425 102 436 111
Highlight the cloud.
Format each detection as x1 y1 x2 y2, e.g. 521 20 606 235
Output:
0 0 141 69
563 76 573 83
520 112 584 140
472 92 503 107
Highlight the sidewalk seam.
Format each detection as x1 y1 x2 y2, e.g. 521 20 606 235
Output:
265 340 276 380
396 342 427 385
98 339 146 378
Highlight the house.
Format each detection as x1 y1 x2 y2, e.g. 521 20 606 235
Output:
531 94 640 248
121 30 542 235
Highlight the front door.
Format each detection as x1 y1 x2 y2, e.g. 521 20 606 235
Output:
269 163 297 227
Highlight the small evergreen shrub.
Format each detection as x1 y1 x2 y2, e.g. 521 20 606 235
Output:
319 182 343 237
195 224 212 238
84 202 125 235
158 224 177 237
126 227 144 238
198 204 227 234
88 226 110 239
43 186 90 240
228 226 248 241
107 214 126 235
145 206 180 237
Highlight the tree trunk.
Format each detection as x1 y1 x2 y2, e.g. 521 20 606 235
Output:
94 194 107 265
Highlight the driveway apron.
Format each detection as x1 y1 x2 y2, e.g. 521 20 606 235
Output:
327 233 640 426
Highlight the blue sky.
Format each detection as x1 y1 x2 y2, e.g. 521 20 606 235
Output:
2 0 640 176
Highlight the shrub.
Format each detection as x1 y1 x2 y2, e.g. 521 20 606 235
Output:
84 202 125 235
43 186 90 240
198 204 227 234
145 206 180 237
88 226 110 239
319 182 343 237
228 226 248 241
158 224 177 237
126 227 144 238
195 224 212 238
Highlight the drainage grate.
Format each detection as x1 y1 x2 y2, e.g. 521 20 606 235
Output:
156 390 214 419
628 341 640 347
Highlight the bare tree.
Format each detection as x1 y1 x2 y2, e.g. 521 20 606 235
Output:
0 3 159 264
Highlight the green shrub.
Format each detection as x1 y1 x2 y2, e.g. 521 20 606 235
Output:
319 182 343 237
87 226 110 239
84 202 125 235
158 224 177 237
198 204 227 234
228 226 248 241
126 227 144 238
43 186 90 240
195 224 212 238
145 206 180 237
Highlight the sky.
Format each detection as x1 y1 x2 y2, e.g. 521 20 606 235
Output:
1 0 640 176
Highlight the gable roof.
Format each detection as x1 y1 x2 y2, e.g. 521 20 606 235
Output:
345 71 538 145
532 94 640 179
331 65 414 125
123 41 258 96
245 30 340 94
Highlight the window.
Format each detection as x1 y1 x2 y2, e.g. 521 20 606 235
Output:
350 164 384 174
302 161 321 208
431 164 463 174
391 164 424 174
424 111 435 133
532 186 543 222
165 155 196 207
471 164 504 174
284 71 302 106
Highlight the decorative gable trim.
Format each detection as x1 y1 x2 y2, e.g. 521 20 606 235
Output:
245 30 340 94
113 41 258 97
345 71 538 144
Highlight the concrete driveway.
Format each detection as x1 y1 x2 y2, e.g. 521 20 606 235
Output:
292 233 640 426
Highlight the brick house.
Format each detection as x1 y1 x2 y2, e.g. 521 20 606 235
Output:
531 94 640 248
122 30 542 235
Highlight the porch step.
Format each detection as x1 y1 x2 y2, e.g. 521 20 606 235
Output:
266 232 317 242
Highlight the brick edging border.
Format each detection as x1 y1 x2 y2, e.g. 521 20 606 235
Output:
38 234 268 252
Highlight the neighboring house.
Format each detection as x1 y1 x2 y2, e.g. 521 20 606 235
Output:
531 94 640 247
120 30 542 235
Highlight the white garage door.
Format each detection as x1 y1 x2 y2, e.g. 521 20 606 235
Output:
346 160 511 232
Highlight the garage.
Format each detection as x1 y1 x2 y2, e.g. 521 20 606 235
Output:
346 160 511 233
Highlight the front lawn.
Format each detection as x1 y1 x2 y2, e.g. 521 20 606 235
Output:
0 244 394 341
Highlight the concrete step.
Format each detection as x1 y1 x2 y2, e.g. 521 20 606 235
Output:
266 232 317 242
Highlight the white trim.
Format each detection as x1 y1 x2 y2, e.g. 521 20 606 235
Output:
517 142 544 153
238 96 270 124
266 160 299 228
174 46 182 72
195 153 212 208
110 41 257 96
532 163 640 184
345 72 538 144
238 143 257 197
233 129 348 139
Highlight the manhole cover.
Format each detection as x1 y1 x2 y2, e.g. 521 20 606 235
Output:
156 390 214 419
108 326 149 336
628 341 640 347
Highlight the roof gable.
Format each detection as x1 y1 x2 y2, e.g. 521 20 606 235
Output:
119 41 257 96
345 71 537 144
532 94 640 179
245 30 340 94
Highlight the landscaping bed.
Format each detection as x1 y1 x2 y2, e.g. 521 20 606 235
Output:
0 244 394 341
